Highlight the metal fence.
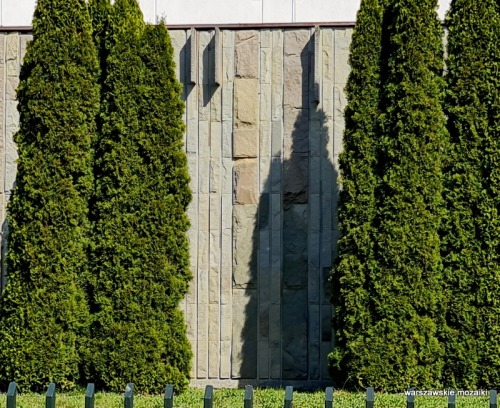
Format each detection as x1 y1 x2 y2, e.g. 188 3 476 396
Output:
4 383 499 407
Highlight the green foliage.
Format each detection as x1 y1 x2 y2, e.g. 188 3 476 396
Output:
331 0 448 390
87 0 192 392
0 0 99 390
329 0 383 387
441 0 500 388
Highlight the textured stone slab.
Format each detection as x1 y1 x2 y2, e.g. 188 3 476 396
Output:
6 34 18 61
283 153 308 204
198 157 210 194
197 305 208 378
222 120 232 158
258 340 269 379
5 127 18 193
231 288 258 378
235 31 259 79
260 121 271 159
283 204 308 289
259 156 271 193
233 158 258 205
5 76 18 101
260 47 272 85
234 78 259 127
308 305 321 380
232 204 258 288
270 157 282 194
282 289 308 379
260 83 272 121
209 159 221 194
283 107 309 157
233 128 258 158
334 29 352 84
308 265 320 304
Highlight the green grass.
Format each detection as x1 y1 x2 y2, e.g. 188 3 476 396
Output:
0 388 492 407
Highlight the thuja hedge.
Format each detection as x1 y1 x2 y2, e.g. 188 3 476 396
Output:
87 0 192 392
441 0 500 388
329 0 383 388
331 0 448 390
0 0 99 390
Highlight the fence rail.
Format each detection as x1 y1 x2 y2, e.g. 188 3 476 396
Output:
3 382 498 407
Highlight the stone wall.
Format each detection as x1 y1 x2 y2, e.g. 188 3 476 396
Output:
0 26 353 387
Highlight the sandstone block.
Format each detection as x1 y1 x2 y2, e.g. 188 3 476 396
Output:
231 288 258 378
222 121 232 158
282 289 308 379
284 30 310 57
283 153 309 204
233 128 258 158
260 122 271 159
233 158 258 205
284 108 309 157
235 31 259 78
232 204 258 288
6 34 18 61
234 78 259 127
283 204 308 289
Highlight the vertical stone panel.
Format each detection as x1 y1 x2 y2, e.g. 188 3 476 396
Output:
183 26 199 379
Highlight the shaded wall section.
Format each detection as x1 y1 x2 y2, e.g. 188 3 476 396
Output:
0 27 352 387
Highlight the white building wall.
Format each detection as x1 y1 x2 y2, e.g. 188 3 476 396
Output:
2 0 451 27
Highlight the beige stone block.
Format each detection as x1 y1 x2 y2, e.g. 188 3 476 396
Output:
6 34 18 61
231 288 257 378
232 204 258 288
233 128 258 158
220 340 231 379
222 81 233 122
169 30 186 80
197 306 208 378
234 78 259 127
221 158 233 195
260 83 272 122
211 85 222 122
209 195 221 231
187 153 198 193
222 30 234 48
221 193 233 230
186 118 198 154
5 100 19 129
6 60 18 77
235 30 259 78
260 47 272 85
187 266 197 304
5 127 18 193
259 121 271 158
208 339 220 379
0 34 5 64
198 193 210 232
233 158 258 205
259 156 271 193
185 302 197 378
199 157 210 194
271 83 283 121
285 29 310 50
260 30 272 48
222 121 232 158
208 304 219 342
209 159 221 194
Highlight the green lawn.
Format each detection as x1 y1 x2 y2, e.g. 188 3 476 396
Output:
0 388 492 407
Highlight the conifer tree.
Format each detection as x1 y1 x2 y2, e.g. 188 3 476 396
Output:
331 0 448 390
0 0 99 390
89 0 192 392
365 0 448 389
329 0 384 386
442 0 500 388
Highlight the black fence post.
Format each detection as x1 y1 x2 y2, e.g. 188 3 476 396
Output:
124 383 134 408
448 390 456 408
85 383 95 408
244 385 253 408
164 384 174 408
366 387 374 408
204 385 213 408
284 386 293 408
491 390 498 408
45 383 56 408
325 387 334 408
6 382 17 408
406 388 415 408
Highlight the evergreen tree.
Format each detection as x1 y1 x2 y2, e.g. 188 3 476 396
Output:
366 0 448 389
442 0 500 388
88 0 192 392
0 0 99 390
329 0 384 387
331 0 448 390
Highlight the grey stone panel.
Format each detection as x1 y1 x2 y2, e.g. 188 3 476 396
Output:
283 204 308 289
282 289 308 379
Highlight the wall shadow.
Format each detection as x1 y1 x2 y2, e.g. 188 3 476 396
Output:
239 30 339 386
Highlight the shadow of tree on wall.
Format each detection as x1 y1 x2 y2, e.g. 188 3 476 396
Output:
237 29 339 385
